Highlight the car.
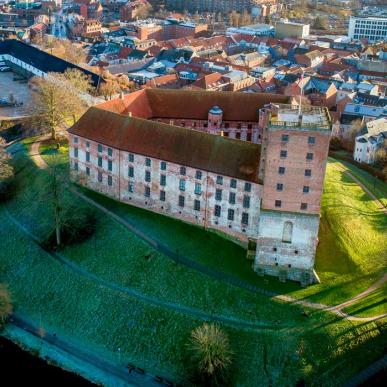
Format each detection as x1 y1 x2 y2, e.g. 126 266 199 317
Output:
0 66 11 72
0 61 6 66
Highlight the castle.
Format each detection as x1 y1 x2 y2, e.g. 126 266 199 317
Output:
68 89 331 285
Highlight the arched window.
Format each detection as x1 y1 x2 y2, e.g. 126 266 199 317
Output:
282 221 293 243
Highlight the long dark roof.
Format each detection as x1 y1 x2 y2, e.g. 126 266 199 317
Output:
69 107 261 183
0 39 101 87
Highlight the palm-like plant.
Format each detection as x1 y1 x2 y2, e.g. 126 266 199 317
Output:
188 323 232 384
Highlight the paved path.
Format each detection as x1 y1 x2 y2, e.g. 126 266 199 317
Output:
8 312 161 387
29 134 50 169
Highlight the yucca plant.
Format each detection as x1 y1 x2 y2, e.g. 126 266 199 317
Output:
188 323 233 385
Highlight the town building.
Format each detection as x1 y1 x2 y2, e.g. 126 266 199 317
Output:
353 118 387 164
348 16 387 43
68 89 332 285
275 20 310 39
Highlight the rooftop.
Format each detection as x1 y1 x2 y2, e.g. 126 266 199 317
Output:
269 105 332 131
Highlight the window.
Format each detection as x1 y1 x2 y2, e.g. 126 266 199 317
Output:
225 123 229 129
277 183 283 191
215 189 222 201
278 167 285 175
229 192 236 204
196 170 202 180
144 186 150 197
74 161 78 171
243 195 250 209
275 200 282 208
160 190 166 201
86 166 90 176
128 166 134 178
145 170 151 182
228 209 234 221
280 150 287 158
194 199 200 211
195 183 202 195
282 221 293 243
303 186 310 193
108 175 112 186
306 152 314 160
247 133 252 142
180 166 186 176
73 137 78 143
241 212 249 225
281 134 289 142
178 195 185 207
236 132 241 139
145 157 151 167
98 144 103 153
216 176 223 185
160 161 167 170
128 153 134 162
247 123 252 129
98 171 102 182
128 181 134 193
108 147 113 157
179 179 185 191
86 141 90 148
214 204 221 217
98 157 102 167
308 136 316 145
108 160 112 172
244 182 251 192
160 174 166 186
86 151 90 162
230 179 237 189
305 169 312 177
74 147 78 158
301 202 308 210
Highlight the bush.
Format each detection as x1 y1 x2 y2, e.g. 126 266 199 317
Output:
42 205 97 250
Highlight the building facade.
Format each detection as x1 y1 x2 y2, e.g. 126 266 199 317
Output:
348 16 387 43
68 90 332 285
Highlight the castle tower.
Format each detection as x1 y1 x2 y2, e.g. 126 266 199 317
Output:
208 106 223 135
255 105 332 286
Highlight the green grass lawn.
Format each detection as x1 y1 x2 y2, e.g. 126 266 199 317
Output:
343 283 387 318
1 140 386 386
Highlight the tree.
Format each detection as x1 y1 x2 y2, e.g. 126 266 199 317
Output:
99 80 121 100
136 3 152 19
0 138 14 201
313 16 328 30
28 71 89 140
188 323 232 385
0 284 12 329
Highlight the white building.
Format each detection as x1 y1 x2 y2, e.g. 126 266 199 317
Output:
354 118 387 164
348 16 387 43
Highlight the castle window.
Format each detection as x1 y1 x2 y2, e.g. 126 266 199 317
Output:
305 169 312 177
244 182 251 192
98 144 103 153
179 179 186 191
178 195 185 207
86 151 90 162
243 195 250 209
73 136 78 144
160 190 166 202
108 147 113 157
160 174 166 186
277 183 283 191
230 179 237 189
278 167 285 175
216 176 223 185
241 212 249 225
195 183 202 195
280 150 287 158
229 192 236 205
98 171 102 182
214 204 221 217
86 141 90 148
282 221 293 243
301 203 308 210
98 157 102 167
86 167 90 176
225 123 230 129
194 199 200 211
247 133 252 142
145 170 151 182
306 152 314 161
228 209 234 221
281 134 289 142
248 124 252 129
128 166 134 178
275 200 282 208
74 161 78 171
303 186 310 193
196 170 202 180
144 186 150 197
128 153 134 162
160 161 167 170
215 189 222 201
145 157 151 167
128 181 134 193
236 132 241 139
108 160 112 172
308 136 316 145
237 123 242 129
74 147 78 158
180 166 186 176
108 175 112 186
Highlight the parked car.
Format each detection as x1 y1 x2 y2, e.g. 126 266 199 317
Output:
0 66 11 72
